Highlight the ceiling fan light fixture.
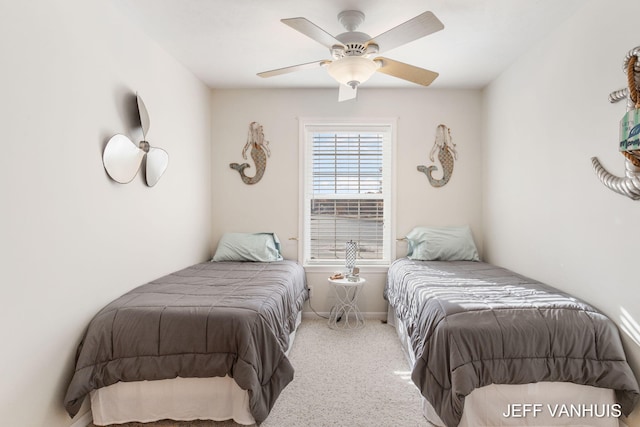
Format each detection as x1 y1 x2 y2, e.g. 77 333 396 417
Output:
326 56 379 88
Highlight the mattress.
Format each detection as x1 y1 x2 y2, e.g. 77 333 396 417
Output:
385 258 639 427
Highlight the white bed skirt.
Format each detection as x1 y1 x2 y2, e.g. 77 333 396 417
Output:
90 312 302 426
91 376 255 426
387 306 624 427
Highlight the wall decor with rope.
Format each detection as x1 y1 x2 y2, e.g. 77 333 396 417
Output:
592 46 640 200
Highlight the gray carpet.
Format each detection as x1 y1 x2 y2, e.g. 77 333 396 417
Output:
90 318 428 427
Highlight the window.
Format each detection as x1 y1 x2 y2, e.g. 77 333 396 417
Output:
300 120 394 267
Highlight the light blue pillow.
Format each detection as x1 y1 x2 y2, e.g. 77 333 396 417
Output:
212 232 283 262
406 226 479 261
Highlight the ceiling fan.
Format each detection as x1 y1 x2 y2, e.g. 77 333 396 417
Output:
257 10 444 101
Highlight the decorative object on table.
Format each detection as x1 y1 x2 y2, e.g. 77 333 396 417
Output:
592 46 640 200
102 93 169 187
345 240 359 281
417 124 458 187
230 122 271 184
257 10 443 102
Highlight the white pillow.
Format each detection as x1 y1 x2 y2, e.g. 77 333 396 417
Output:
406 226 479 261
212 232 283 262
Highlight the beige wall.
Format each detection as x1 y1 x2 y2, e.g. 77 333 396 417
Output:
211 88 483 315
0 1 212 426
482 0 640 424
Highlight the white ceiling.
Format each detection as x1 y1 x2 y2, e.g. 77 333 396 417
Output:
111 0 585 90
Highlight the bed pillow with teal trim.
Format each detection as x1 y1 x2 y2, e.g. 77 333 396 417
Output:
406 226 479 261
212 232 283 262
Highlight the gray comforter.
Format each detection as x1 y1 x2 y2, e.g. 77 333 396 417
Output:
65 260 308 424
385 258 639 427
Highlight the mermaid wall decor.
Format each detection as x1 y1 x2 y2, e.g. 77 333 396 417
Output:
418 124 458 187
230 122 271 185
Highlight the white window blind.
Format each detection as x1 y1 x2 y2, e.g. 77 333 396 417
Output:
302 123 392 266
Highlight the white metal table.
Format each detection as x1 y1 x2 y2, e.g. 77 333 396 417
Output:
327 277 366 329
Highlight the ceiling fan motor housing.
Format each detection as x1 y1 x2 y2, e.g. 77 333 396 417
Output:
333 10 378 59
333 33 378 59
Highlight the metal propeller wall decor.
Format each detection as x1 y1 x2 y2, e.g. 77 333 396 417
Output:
591 46 640 200
102 93 169 187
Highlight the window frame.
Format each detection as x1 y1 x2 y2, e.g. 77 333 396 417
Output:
298 117 397 271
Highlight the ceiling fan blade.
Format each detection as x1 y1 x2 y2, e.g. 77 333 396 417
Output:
338 84 357 102
281 17 345 49
375 57 439 86
367 11 444 53
257 60 330 78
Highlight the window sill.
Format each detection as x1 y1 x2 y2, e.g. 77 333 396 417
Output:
303 264 390 274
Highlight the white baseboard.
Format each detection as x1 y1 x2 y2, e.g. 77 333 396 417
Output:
70 411 92 427
302 311 387 321
364 312 388 320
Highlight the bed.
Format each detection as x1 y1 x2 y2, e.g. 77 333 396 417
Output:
385 226 640 427
64 233 308 425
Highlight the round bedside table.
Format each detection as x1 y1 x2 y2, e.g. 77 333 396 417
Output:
327 276 366 329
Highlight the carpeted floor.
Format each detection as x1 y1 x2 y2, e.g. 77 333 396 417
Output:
90 318 428 427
